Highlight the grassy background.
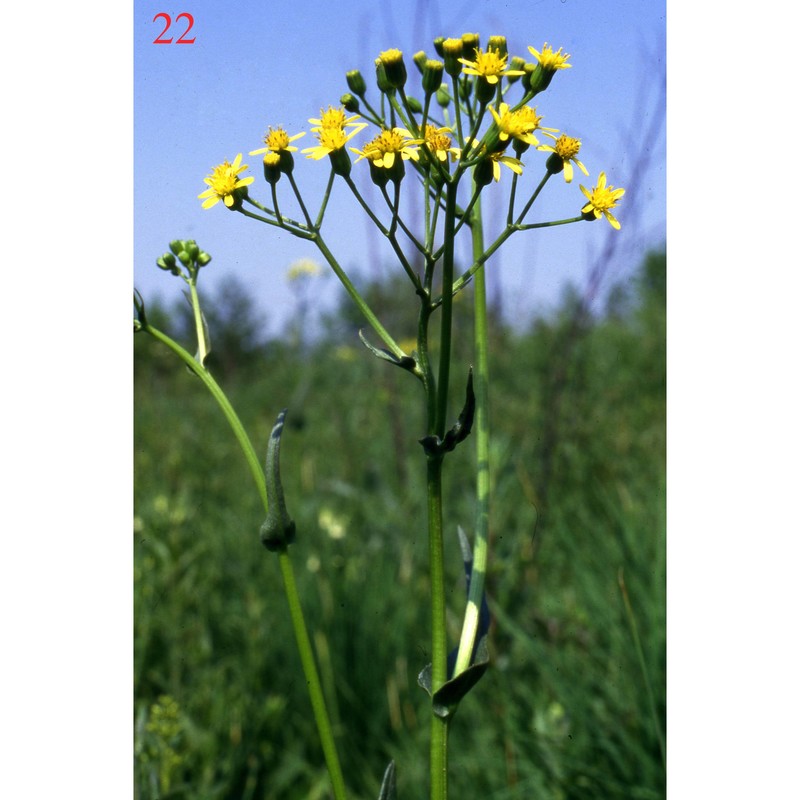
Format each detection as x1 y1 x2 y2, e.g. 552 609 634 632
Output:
134 250 666 799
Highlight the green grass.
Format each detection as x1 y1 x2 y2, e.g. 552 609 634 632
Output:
134 251 666 799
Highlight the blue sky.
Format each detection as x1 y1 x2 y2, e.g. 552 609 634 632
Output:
134 0 666 335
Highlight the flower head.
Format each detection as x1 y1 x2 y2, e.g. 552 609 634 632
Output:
538 133 589 183
197 154 254 210
459 46 525 85
351 128 421 169
309 106 363 132
423 125 461 162
528 43 572 71
580 172 625 229
249 126 305 157
489 103 554 147
302 126 364 160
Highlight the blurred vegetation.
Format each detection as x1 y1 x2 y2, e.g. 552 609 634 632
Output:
134 249 666 800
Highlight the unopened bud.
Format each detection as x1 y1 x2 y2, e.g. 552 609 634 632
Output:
341 93 360 113
346 69 367 96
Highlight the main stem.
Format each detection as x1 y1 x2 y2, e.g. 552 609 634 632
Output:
427 455 449 800
427 179 460 800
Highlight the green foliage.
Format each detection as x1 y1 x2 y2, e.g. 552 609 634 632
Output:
134 251 666 799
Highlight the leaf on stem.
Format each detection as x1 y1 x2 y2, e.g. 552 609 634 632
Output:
358 329 417 373
417 525 491 717
418 368 475 455
376 760 397 800
259 409 297 552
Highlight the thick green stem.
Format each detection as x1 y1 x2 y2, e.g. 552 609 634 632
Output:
435 183 458 438
426 454 449 800
138 321 348 800
454 193 490 676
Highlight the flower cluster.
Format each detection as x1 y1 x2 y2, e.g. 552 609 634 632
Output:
198 32 625 229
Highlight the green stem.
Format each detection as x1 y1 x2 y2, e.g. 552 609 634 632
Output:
435 183 458 438
138 321 349 800
426 454 449 800
454 191 490 677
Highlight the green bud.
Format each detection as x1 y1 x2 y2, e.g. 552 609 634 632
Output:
185 240 200 261
487 35 507 59
156 252 176 271
378 48 407 89
422 59 444 95
436 86 450 108
412 50 428 73
506 55 526 84
346 69 367 96
432 37 445 58
406 95 422 114
168 240 184 256
461 32 480 61
341 93 360 113
196 251 212 267
177 250 192 267
375 60 393 94
263 153 282 185
441 38 464 77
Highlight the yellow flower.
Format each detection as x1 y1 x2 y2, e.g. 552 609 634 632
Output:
286 258 323 281
249 126 305 157
487 150 523 181
580 172 625 230
489 103 554 147
528 43 572 71
309 105 363 132
197 154 255 209
351 128 421 169
302 125 365 160
423 125 461 162
470 139 523 185
459 46 525 85
538 133 589 183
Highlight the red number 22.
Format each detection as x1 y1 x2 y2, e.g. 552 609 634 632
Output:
153 13 196 44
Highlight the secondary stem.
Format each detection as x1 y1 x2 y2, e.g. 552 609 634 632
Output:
138 321 349 800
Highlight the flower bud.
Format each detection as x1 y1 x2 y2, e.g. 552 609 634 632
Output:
196 251 212 267
412 50 428 73
422 59 444 94
341 93 360 113
374 60 393 94
432 37 445 58
442 38 464 77
169 240 184 256
379 48 407 89
185 240 200 261
157 252 177 271
406 95 423 114
506 56 526 84
487 36 507 58
346 69 367 96
461 32 480 61
523 63 553 96
263 152 282 185
177 250 192 267
436 86 450 108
